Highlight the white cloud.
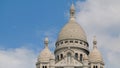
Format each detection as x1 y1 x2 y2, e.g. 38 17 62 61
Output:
0 48 36 68
76 0 120 68
107 51 120 67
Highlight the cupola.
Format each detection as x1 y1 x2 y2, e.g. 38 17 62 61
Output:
57 3 87 42
89 36 104 64
38 37 55 62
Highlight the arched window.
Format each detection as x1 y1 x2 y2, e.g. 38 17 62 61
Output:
93 66 96 68
84 43 86 46
80 54 83 61
75 41 78 43
65 41 68 43
42 66 44 68
70 41 73 43
75 53 78 59
61 42 63 44
80 42 82 44
96 66 98 68
57 55 59 60
67 53 71 64
57 43 59 46
45 66 47 68
61 54 63 59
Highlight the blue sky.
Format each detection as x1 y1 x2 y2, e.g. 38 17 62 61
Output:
0 0 74 49
0 0 120 68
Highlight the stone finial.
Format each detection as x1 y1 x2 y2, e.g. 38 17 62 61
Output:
70 3 75 19
93 36 97 48
44 37 49 47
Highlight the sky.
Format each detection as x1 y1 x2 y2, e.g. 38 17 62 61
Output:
0 0 120 68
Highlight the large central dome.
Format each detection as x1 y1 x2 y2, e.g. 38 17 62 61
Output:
57 4 87 42
57 19 87 42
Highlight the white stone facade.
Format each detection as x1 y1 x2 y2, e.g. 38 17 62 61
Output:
36 3 105 68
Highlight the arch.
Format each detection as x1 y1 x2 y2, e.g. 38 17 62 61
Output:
65 41 68 43
45 66 47 68
42 66 44 68
64 49 74 56
61 41 63 44
57 55 59 60
67 52 71 57
60 54 63 59
96 66 98 68
75 41 78 43
80 54 83 61
70 40 73 43
80 42 82 44
57 43 59 46
67 52 72 64
75 53 78 59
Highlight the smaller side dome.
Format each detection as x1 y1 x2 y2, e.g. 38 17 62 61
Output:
89 36 104 63
89 48 104 63
38 37 55 62
38 47 52 62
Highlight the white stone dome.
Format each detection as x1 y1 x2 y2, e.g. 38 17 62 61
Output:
57 19 87 42
57 3 87 42
38 37 55 62
89 48 104 63
38 47 55 62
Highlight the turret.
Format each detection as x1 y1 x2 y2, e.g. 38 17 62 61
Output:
36 37 55 68
89 36 104 68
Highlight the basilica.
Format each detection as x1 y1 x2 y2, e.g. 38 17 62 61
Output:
36 4 105 68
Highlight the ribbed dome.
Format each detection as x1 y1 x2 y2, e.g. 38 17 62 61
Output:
89 48 104 63
57 19 87 42
38 47 55 62
57 3 87 42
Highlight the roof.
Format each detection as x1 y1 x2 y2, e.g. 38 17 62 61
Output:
38 47 55 62
89 48 104 63
89 36 104 64
57 4 87 42
38 37 55 62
